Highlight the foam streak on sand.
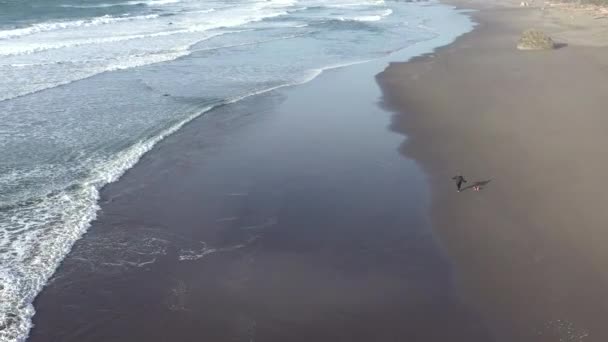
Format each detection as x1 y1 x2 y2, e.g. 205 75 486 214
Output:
177 239 256 261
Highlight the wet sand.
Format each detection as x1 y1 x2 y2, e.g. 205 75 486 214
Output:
28 23 492 342
378 1 608 341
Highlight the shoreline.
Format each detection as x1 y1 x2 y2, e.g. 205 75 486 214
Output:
25 4 488 341
378 1 608 341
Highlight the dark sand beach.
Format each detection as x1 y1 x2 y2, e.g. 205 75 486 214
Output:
378 1 608 341
28 33 491 341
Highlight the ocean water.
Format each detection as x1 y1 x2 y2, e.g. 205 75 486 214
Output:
0 0 471 341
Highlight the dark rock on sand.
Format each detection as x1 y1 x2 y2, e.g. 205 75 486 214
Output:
517 29 555 50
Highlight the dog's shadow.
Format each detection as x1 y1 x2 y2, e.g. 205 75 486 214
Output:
462 179 492 191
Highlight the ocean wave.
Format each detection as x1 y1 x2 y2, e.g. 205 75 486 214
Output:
58 2 132 8
337 8 393 22
0 8 289 57
59 0 180 8
324 3 375 8
188 9 216 14
0 48 190 103
0 29 251 103
266 0 298 7
314 0 386 9
0 14 160 40
0 25 227 56
0 30 181 57
124 0 181 6
190 32 310 54
345 15 380 22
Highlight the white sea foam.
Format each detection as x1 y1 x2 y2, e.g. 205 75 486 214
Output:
338 8 393 22
325 3 374 8
315 0 385 9
0 0 294 100
0 29 243 102
0 0 296 99
60 0 181 7
1 29 199 56
0 14 159 40
0 47 190 102
59 3 124 8
349 15 381 22
189 8 216 14
0 8 289 56
178 237 258 261
189 32 309 54
124 0 181 6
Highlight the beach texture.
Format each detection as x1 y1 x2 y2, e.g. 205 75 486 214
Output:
378 0 608 340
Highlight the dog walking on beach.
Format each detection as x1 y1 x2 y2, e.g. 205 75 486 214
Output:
452 175 467 192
